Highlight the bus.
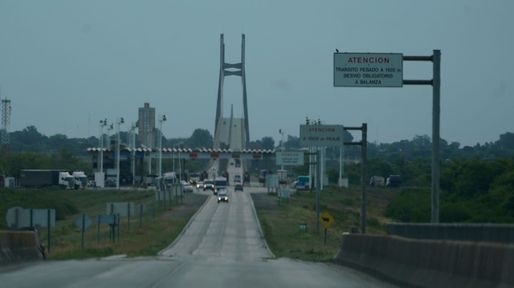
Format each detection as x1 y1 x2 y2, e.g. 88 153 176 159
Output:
215 176 228 191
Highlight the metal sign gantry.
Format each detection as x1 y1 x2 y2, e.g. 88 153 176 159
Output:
335 50 441 224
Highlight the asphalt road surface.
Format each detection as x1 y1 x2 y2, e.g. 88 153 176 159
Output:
0 186 397 288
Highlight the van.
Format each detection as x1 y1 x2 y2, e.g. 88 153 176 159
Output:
295 176 310 190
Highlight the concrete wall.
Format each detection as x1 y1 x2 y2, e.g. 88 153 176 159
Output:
0 231 43 265
335 234 514 288
387 223 514 244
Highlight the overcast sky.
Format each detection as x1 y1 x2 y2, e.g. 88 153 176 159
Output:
0 0 512 146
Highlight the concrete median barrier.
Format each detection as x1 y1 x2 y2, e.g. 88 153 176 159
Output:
0 230 44 265
335 234 514 288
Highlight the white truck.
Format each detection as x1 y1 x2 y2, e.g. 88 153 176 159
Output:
72 171 88 189
59 172 75 189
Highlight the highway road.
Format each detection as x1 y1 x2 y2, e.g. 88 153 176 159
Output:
0 186 397 288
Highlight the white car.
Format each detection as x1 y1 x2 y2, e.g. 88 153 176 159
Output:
217 189 229 203
181 180 194 193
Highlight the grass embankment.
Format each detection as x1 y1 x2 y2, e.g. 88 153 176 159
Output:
252 187 399 262
0 188 207 259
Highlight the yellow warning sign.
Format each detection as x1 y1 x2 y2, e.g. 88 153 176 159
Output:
320 211 334 229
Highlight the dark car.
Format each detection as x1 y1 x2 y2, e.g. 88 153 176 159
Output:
217 189 229 203
234 184 243 192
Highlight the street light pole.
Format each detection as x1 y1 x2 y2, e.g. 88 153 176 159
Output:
116 117 124 189
158 115 167 177
338 145 344 187
129 123 136 186
98 119 107 173
279 129 285 171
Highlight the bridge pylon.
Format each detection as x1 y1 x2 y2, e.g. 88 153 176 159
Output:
213 34 250 151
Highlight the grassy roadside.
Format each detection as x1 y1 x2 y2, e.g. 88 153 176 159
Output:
0 188 207 259
251 186 399 262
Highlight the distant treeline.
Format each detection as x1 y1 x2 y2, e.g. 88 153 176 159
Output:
3 125 514 178
386 157 514 223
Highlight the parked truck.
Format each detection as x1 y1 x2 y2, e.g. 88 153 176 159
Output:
19 169 75 189
369 176 385 187
72 171 88 189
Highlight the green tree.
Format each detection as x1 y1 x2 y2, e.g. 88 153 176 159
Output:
261 137 275 150
185 129 213 148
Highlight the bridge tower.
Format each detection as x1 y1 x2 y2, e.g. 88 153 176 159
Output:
213 34 250 150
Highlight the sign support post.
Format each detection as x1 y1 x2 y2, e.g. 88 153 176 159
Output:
361 124 367 233
432 50 441 223
344 124 367 233
47 209 51 253
320 211 334 245
81 213 85 249
335 50 442 223
402 50 441 223
300 123 344 234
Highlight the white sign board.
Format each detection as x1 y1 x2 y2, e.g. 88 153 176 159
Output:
278 188 293 198
6 207 56 229
97 214 117 225
300 125 344 147
265 174 279 189
106 202 134 217
276 151 304 166
74 215 92 230
334 53 403 87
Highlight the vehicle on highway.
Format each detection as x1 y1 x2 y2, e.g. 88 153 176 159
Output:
195 180 203 189
234 174 241 184
19 169 75 189
217 189 229 203
105 177 116 187
189 173 201 186
203 180 215 192
369 176 385 187
234 184 243 192
294 175 310 190
181 180 194 193
163 172 177 184
215 176 228 191
259 169 268 184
